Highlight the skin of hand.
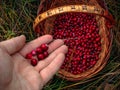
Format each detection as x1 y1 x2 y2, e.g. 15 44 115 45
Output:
0 35 68 90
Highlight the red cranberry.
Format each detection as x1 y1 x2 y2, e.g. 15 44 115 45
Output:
82 59 86 65
36 47 42 54
91 60 97 65
26 53 32 59
31 59 38 66
75 57 81 61
37 54 44 60
40 44 48 51
96 37 101 42
31 50 36 56
43 51 49 58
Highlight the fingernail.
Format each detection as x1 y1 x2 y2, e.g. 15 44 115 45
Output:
19 35 25 38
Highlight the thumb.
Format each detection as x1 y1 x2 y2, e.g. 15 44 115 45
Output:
0 35 26 55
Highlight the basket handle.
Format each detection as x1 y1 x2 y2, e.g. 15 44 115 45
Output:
33 5 114 30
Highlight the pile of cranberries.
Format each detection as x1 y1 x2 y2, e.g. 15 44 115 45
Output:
53 12 101 75
25 44 49 66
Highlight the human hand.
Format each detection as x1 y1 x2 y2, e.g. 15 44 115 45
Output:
0 35 68 90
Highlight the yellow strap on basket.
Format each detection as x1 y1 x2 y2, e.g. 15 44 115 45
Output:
33 5 105 29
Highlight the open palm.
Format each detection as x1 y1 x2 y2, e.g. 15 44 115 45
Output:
0 35 68 90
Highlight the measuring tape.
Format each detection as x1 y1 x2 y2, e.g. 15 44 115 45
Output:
33 5 106 29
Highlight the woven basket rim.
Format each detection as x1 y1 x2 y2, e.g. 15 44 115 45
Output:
33 4 109 30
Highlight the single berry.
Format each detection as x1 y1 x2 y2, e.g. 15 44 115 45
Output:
31 50 36 56
31 59 38 66
40 44 48 51
37 54 44 60
36 47 42 54
43 51 49 58
26 53 32 59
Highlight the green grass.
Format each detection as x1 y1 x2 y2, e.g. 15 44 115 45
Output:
0 0 120 90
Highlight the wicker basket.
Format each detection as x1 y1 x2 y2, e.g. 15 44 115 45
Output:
33 0 114 81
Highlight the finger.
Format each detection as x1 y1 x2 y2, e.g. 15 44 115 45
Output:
20 35 53 57
0 35 26 54
35 45 68 71
47 39 64 53
34 39 65 71
35 53 56 72
40 53 65 85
